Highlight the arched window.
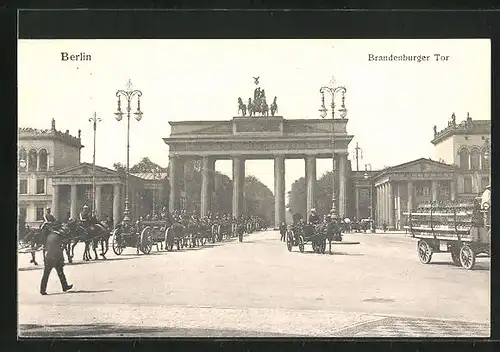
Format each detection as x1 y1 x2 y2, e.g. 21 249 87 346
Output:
38 149 48 171
28 149 37 171
458 148 470 170
481 148 490 170
470 148 480 170
18 149 27 170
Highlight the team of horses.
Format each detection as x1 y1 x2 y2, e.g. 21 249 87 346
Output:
18 219 112 266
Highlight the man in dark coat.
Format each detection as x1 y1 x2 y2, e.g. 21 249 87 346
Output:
40 228 73 295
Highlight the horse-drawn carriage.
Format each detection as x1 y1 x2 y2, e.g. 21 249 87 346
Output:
403 191 491 270
285 221 343 254
137 219 173 253
112 219 153 255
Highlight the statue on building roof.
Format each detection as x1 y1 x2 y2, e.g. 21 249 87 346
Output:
247 77 271 117
270 96 278 116
451 112 456 125
51 118 56 130
467 112 472 121
237 97 247 116
78 129 81 138
433 125 437 136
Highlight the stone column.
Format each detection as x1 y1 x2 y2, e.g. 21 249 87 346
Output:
52 184 59 220
355 187 360 220
169 155 178 214
338 153 348 217
113 184 120 227
407 181 414 212
274 155 285 228
431 180 438 202
36 152 40 172
388 182 394 229
95 184 102 220
376 186 381 226
232 156 245 219
450 179 456 201
70 184 77 220
305 156 316 220
200 157 215 217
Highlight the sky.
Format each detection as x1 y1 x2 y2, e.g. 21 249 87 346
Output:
18 39 490 197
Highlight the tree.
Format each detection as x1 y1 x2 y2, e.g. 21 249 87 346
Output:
113 162 126 175
287 171 335 217
244 175 274 223
130 157 167 173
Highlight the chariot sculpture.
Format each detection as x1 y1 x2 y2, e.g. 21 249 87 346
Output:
237 78 278 117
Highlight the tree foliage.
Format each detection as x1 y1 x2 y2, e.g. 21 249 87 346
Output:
287 171 334 217
244 175 274 223
130 157 167 173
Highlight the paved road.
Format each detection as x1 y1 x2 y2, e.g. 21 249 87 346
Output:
18 230 490 338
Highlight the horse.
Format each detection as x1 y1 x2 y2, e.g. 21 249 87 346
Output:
237 97 247 116
68 220 111 261
270 96 278 116
19 225 48 266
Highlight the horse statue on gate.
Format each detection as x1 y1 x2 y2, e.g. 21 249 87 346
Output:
248 87 269 117
237 97 247 116
270 96 278 116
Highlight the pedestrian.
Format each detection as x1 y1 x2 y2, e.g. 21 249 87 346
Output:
40 227 73 295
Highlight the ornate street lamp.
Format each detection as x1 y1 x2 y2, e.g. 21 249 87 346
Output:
114 79 143 225
19 159 27 171
89 112 102 217
319 79 347 219
363 163 375 233
483 138 491 187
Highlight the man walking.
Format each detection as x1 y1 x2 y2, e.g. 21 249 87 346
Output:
40 228 73 295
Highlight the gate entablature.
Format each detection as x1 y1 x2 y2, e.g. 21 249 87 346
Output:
164 117 353 159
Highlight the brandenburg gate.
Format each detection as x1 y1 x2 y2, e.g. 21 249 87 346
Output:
163 82 353 228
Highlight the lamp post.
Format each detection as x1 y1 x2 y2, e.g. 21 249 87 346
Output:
152 166 160 217
483 138 491 187
89 112 102 216
19 159 27 172
114 79 143 225
364 163 375 233
319 79 347 219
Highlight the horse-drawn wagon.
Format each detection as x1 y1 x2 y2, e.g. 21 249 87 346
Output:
137 219 172 253
112 220 146 255
403 190 490 270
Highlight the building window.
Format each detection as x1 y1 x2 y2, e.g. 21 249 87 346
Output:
464 176 473 193
470 148 480 170
36 207 44 221
19 179 28 194
481 149 490 170
458 148 470 170
439 183 450 197
28 149 37 171
36 179 45 194
422 187 430 196
39 149 48 171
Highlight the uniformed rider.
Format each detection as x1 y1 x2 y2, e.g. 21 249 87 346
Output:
41 207 56 237
79 205 94 230
308 208 320 225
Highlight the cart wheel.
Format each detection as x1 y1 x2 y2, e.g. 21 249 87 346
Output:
140 227 153 255
299 236 305 253
417 240 432 264
286 230 293 252
451 247 461 265
112 229 124 255
320 239 326 254
459 244 476 270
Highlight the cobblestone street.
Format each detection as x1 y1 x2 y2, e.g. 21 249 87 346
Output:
18 230 490 338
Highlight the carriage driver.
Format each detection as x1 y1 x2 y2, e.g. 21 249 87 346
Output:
79 205 94 231
308 208 320 225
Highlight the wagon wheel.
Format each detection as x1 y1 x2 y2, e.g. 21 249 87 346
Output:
417 240 432 264
112 228 124 255
140 227 153 255
450 246 461 266
459 244 476 270
298 236 305 253
286 230 293 252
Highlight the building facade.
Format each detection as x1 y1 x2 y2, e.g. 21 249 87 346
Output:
352 113 491 230
18 119 168 228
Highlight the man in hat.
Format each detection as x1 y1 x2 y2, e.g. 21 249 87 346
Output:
308 208 320 225
41 207 56 237
40 226 73 295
